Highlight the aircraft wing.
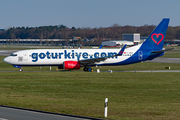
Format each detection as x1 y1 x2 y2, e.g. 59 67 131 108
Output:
79 44 127 66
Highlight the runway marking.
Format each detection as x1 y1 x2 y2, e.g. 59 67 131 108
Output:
0 118 8 120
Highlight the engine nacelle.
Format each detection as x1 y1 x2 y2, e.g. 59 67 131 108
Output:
63 61 81 69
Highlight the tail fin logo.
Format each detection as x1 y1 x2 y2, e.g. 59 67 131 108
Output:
151 33 164 45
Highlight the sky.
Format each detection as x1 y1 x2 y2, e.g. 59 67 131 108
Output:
0 0 180 29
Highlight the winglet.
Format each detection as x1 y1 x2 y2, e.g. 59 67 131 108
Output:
116 44 127 56
99 45 103 49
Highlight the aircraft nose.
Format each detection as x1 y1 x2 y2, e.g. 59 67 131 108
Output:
3 57 11 64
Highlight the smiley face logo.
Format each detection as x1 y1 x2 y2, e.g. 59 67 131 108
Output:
151 33 164 45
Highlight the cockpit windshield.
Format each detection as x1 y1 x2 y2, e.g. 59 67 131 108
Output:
10 53 17 56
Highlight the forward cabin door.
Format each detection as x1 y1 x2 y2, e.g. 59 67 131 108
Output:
23 52 28 61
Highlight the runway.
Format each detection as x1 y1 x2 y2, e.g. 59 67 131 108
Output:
146 57 180 64
0 105 104 120
113 70 180 72
0 50 18 56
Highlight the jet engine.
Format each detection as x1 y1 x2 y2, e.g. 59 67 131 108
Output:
63 61 81 69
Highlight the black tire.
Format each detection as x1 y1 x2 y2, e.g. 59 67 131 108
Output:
83 67 88 71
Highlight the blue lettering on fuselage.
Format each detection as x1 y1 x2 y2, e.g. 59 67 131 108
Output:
108 52 118 58
76 52 81 60
64 50 71 59
32 53 38 62
39 53 46 59
82 52 88 59
94 52 99 58
46 51 51 59
52 52 58 59
31 50 119 62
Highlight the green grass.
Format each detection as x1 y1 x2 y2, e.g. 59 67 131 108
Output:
0 72 180 120
1 56 180 119
161 52 180 58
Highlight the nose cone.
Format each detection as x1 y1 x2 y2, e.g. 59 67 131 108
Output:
3 57 11 64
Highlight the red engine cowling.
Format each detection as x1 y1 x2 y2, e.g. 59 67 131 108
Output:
63 61 81 69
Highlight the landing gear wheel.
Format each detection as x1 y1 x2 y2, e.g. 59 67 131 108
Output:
19 68 23 72
83 67 92 72
83 67 88 72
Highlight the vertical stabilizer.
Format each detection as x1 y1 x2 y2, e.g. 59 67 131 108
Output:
140 18 170 50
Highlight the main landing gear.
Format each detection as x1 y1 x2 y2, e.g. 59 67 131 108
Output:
83 67 93 72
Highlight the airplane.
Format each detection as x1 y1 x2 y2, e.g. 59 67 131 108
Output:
4 18 171 72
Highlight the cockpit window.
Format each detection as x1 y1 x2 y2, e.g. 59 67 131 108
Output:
10 53 17 56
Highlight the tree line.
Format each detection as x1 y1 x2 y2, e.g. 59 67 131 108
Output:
0 24 180 41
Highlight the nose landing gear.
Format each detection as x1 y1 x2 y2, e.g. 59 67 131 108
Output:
13 65 23 72
19 68 23 72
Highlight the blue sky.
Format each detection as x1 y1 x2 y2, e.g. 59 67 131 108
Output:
0 0 179 29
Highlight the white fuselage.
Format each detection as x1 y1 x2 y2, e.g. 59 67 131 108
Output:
4 44 141 66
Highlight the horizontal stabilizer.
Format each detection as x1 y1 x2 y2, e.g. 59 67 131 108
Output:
151 48 174 53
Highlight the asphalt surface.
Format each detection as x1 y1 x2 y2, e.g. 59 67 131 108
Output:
0 50 17 56
114 70 180 72
0 106 104 120
146 57 180 64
